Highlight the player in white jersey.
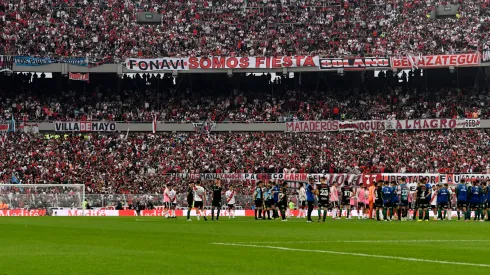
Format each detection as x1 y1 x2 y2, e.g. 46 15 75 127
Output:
430 185 438 220
297 183 306 218
330 183 340 219
225 186 236 219
163 185 171 218
168 185 177 218
193 182 208 221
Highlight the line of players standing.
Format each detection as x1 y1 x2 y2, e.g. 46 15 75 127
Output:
372 178 490 222
253 176 490 222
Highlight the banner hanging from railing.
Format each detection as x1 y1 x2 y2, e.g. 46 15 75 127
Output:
172 173 490 187
69 73 89 81
285 118 480 132
124 56 320 71
14 56 89 67
0 55 14 72
482 50 490 64
319 57 390 70
54 121 117 132
391 53 480 69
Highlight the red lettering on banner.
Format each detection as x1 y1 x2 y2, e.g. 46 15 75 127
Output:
303 122 310 132
320 121 327 131
442 55 449 64
396 120 403 129
212 57 225 69
272 57 281 68
430 120 438 128
200 58 211 69
188 57 198 69
425 56 434 66
303 56 315 67
440 119 447 128
405 120 411 129
295 56 305 66
423 120 430 129
256 57 265 68
283 56 292 67
412 120 420 129
457 55 465 64
449 56 456 65
434 56 442 65
239 57 249 68
449 119 456 128
226 57 238 68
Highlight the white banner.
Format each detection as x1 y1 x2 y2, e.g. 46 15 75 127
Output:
285 119 480 132
53 209 121 216
125 56 320 71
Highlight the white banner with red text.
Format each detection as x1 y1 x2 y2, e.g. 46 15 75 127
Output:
285 118 480 132
391 53 480 69
125 56 320 71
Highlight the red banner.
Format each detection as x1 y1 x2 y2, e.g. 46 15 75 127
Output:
0 124 9 131
391 53 480 69
0 209 46 216
69 72 89 81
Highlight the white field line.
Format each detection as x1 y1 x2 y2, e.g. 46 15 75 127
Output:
222 240 490 244
211 243 490 268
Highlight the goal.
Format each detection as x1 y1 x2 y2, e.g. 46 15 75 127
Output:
0 184 85 216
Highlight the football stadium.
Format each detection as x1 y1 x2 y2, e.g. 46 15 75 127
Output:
1 0 490 274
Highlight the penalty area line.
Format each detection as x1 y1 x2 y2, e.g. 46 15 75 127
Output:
211 243 490 268
226 240 490 244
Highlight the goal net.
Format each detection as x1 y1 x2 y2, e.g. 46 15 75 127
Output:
0 184 85 216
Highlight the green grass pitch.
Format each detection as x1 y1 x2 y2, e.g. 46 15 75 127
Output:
1 217 490 275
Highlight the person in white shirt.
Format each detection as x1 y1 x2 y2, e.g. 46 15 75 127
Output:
168 185 177 218
297 183 306 218
225 186 236 219
193 182 208 221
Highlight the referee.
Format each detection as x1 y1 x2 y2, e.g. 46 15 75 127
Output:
306 177 315 223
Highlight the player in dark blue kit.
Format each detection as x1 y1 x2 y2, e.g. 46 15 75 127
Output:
272 182 281 219
253 181 264 220
382 182 393 221
437 184 450 220
391 182 399 221
306 177 315 223
485 181 490 221
456 179 469 221
469 181 483 222
399 179 410 221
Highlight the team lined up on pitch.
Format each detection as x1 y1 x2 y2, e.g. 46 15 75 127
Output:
163 176 490 222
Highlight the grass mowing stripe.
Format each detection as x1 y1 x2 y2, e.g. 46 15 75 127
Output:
230 240 490 244
212 243 490 268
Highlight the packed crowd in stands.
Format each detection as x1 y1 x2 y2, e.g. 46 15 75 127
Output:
0 0 489 59
1 131 489 196
1 86 489 122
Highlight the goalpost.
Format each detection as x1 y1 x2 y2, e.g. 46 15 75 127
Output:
0 184 85 216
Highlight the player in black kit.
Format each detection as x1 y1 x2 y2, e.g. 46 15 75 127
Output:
279 187 288 221
341 181 354 219
211 179 223 220
375 181 384 221
317 181 330 222
186 182 194 221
